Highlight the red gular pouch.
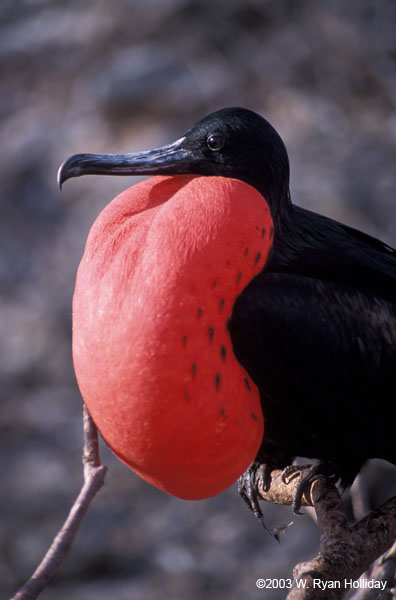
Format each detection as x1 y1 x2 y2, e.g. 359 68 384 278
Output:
72 174 273 499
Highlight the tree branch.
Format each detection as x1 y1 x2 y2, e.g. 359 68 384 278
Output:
257 469 396 599
10 405 107 600
350 541 396 600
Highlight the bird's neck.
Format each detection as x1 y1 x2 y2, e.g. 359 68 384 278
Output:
263 183 292 231
264 190 306 273
246 169 292 227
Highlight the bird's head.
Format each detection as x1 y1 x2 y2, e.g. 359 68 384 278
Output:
58 107 291 219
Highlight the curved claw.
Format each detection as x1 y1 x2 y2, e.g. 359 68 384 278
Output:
238 463 295 541
281 463 313 485
239 463 287 537
281 462 339 514
238 465 268 529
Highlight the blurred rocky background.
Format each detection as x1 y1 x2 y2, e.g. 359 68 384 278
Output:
2 1 396 599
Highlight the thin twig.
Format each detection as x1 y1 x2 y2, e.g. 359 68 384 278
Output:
10 405 107 600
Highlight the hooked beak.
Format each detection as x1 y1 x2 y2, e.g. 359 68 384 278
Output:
57 137 194 189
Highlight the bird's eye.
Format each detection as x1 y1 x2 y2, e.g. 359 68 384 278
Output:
206 133 225 152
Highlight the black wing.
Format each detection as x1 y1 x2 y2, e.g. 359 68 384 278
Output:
228 207 396 484
270 206 396 297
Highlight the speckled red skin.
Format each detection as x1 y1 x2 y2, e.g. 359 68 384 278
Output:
72 174 273 499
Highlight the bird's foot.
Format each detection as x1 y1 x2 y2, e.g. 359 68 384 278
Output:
281 462 338 514
238 462 295 540
238 462 273 533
